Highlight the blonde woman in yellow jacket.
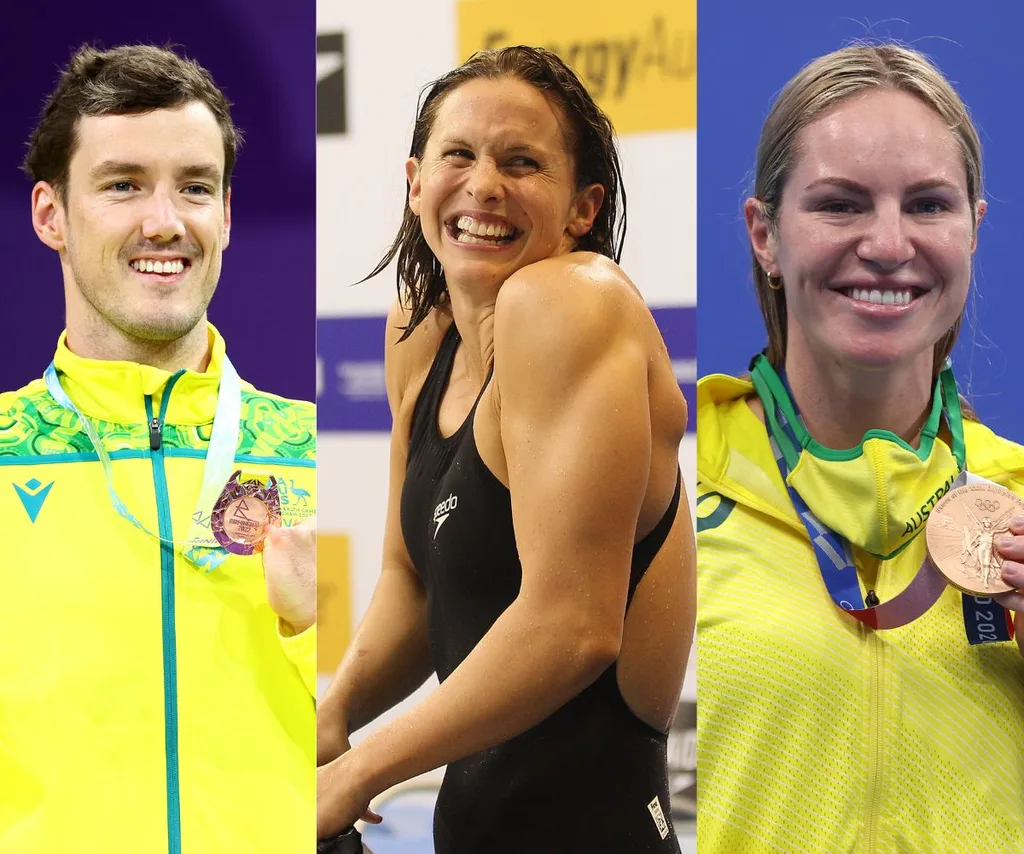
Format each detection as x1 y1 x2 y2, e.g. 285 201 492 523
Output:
0 45 316 852
697 45 1024 854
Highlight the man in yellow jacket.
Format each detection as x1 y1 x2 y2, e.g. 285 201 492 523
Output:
0 44 316 852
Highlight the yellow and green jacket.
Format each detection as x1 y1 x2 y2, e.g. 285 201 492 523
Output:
0 327 316 853
696 373 1024 854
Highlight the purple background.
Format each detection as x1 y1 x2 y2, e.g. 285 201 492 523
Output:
1 1 315 400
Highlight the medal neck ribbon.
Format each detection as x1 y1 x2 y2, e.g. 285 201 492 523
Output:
44 354 242 571
749 353 1011 643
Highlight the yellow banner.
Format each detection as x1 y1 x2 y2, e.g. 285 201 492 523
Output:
317 532 352 675
457 0 695 134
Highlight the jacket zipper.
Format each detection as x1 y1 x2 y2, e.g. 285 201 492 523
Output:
864 621 885 853
150 416 163 451
146 371 185 854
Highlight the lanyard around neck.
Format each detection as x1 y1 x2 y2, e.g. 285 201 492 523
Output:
44 356 242 570
749 354 1011 644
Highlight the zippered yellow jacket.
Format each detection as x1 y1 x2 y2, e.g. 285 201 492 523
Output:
0 327 316 853
696 373 1024 854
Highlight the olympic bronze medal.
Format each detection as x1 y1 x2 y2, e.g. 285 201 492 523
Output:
211 471 282 555
925 483 1024 595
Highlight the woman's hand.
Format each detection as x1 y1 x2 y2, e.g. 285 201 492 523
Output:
317 707 352 768
317 748 383 839
994 515 1024 654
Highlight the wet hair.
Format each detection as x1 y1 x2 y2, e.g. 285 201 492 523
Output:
750 43 983 376
23 43 242 203
367 45 627 340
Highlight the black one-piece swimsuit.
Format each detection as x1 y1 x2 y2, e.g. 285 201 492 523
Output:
400 324 682 854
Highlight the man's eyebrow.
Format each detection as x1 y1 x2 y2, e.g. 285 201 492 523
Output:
178 163 222 183
88 161 223 183
89 160 145 181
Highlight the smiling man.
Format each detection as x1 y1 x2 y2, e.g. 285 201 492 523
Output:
0 44 316 852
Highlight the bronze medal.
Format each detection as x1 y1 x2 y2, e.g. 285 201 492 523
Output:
211 470 281 555
925 483 1024 595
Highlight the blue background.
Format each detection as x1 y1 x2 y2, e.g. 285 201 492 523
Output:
698 4 1023 442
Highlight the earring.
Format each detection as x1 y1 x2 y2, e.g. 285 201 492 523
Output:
766 271 783 291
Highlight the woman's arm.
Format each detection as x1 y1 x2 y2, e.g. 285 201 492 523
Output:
317 265 655 836
317 300 437 763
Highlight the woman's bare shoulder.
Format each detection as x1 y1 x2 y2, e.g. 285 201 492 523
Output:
384 298 454 413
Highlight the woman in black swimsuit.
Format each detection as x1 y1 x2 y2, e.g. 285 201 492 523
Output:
318 47 695 853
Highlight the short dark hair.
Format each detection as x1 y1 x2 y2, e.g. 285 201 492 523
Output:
367 46 627 340
23 43 242 202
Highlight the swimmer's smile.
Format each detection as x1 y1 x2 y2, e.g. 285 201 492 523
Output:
829 281 932 317
445 212 521 249
128 255 194 284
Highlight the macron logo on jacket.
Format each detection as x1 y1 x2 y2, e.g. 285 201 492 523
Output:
433 493 458 539
14 478 55 523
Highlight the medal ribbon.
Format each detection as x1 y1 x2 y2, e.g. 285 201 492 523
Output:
44 357 242 571
751 359 1012 644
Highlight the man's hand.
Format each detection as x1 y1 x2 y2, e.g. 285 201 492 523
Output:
262 516 316 634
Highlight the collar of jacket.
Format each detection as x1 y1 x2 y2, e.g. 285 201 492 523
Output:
50 323 235 425
697 372 800 532
697 372 1024 524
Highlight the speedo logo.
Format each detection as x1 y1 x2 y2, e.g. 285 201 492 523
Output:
433 493 458 539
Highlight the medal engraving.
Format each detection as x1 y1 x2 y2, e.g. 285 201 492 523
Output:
926 484 1024 595
212 471 281 555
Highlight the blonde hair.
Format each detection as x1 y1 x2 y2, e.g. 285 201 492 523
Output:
752 43 983 373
